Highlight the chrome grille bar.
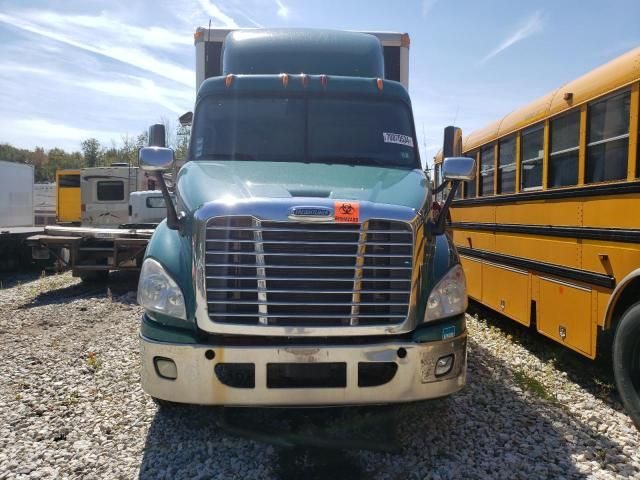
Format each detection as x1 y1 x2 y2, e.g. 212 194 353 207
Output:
207 288 411 294
207 227 411 234
206 239 412 246
205 263 412 269
206 252 412 258
206 276 411 282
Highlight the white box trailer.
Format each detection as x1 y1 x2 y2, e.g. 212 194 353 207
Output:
194 28 410 92
0 161 33 228
0 161 45 270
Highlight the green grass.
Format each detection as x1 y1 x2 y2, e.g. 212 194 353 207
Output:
512 369 554 402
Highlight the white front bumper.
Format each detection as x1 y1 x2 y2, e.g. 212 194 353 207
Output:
140 333 467 406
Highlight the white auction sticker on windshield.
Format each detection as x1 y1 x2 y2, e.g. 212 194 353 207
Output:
383 132 414 147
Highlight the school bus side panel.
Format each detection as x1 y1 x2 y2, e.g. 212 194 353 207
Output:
537 277 594 358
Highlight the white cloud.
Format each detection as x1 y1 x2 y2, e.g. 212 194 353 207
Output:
83 78 190 115
275 0 290 18
0 11 194 87
422 0 438 18
0 56 192 116
197 0 240 27
0 118 123 151
480 11 544 64
28 11 192 50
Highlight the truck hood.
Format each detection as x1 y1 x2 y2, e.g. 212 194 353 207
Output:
177 161 428 212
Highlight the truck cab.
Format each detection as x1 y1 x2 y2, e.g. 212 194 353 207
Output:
137 29 475 406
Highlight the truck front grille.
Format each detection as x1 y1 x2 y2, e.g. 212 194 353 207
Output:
204 216 413 327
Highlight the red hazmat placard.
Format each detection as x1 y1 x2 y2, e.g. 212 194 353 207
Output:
334 201 360 223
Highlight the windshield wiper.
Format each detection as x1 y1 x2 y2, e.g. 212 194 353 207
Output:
198 153 256 161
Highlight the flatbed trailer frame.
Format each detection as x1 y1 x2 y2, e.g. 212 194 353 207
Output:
27 225 154 279
0 227 45 270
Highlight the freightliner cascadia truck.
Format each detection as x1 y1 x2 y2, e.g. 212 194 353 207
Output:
137 29 476 406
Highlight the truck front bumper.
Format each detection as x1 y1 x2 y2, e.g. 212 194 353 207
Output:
140 329 467 406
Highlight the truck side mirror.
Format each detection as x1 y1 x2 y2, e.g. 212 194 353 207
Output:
442 125 463 158
430 127 475 236
148 123 167 147
442 156 476 182
139 147 175 172
139 124 180 230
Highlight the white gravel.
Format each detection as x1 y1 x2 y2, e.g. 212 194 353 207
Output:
0 271 639 479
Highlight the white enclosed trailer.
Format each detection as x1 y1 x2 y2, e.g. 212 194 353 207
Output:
0 161 44 270
0 161 33 228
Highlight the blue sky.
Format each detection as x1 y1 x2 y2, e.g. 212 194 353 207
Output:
0 0 638 167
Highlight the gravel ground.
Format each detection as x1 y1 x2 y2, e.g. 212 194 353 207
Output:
1 271 639 479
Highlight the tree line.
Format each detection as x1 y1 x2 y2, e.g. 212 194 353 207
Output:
1 122 189 183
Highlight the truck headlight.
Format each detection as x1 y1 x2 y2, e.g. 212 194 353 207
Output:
137 258 186 320
424 264 467 322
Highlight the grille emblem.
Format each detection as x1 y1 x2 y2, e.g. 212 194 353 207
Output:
288 206 333 222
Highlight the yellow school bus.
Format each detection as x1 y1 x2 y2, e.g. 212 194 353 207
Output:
434 47 640 427
56 169 81 224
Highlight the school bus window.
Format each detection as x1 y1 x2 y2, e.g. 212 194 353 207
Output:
586 90 630 183
479 145 494 196
520 124 544 190
498 136 516 194
464 151 477 198
97 180 125 201
549 110 580 187
58 174 80 188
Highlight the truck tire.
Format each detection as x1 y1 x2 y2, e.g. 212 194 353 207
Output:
613 302 640 428
78 270 109 283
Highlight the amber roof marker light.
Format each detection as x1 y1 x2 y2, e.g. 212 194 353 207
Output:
376 78 384 91
281 73 289 87
301 73 310 87
225 74 234 88
320 75 328 88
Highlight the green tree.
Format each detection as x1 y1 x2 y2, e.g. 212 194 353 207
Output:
81 138 101 168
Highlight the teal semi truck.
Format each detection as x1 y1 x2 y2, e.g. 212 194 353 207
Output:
137 29 476 406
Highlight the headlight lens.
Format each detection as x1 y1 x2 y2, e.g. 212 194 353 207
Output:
137 258 186 320
424 264 467 322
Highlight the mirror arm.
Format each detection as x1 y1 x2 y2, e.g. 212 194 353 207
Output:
431 179 460 235
155 171 180 230
433 181 449 195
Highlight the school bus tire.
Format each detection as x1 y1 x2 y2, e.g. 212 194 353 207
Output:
613 302 640 428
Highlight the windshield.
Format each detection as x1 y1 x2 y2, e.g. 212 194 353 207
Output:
191 95 419 168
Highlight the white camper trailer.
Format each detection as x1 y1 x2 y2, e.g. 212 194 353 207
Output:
80 165 153 227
